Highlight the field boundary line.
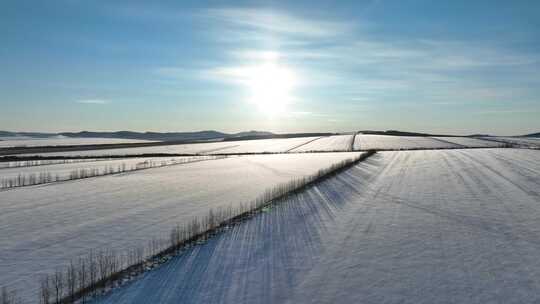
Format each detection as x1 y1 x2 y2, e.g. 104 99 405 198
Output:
285 136 325 152
428 137 466 148
0 156 227 191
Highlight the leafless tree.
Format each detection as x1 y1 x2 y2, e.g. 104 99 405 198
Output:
52 270 64 304
39 275 51 304
66 261 77 302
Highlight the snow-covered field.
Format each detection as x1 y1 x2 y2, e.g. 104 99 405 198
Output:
0 152 361 302
0 156 215 187
432 136 506 147
209 137 321 153
291 134 354 152
353 134 459 150
0 158 105 169
8 137 322 157
3 135 511 159
92 148 540 304
0 137 156 148
484 137 540 148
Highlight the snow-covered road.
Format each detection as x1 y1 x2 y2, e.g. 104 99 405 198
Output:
93 148 540 304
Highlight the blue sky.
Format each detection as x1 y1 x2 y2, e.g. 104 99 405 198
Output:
1 0 539 135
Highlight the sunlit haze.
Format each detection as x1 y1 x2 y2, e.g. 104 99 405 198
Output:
1 0 539 135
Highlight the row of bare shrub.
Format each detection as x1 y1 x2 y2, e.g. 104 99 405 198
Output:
0 159 110 170
0 156 225 190
38 246 155 304
1 287 19 304
4 151 374 304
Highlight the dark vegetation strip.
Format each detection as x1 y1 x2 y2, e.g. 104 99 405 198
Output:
221 132 335 142
0 153 203 162
428 137 466 148
359 145 512 152
478 137 539 149
0 133 336 156
0 145 514 163
0 151 376 304
0 158 116 170
0 156 225 191
0 141 179 156
1 288 17 304
0 150 352 162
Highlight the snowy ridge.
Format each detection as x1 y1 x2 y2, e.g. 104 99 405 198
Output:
353 134 458 150
482 137 540 149
353 134 506 150
433 137 505 148
291 135 354 152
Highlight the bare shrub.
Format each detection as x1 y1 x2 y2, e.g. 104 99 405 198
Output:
52 270 64 304
34 151 375 303
1 286 19 304
39 275 51 304
1 155 226 190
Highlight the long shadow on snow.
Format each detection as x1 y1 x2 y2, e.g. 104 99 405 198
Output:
90 160 378 304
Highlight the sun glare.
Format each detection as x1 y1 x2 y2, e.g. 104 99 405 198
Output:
244 57 297 115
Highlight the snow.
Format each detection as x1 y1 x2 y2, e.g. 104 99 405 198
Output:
484 137 540 148
0 156 214 184
291 135 354 152
0 137 156 148
9 137 322 157
0 159 105 169
3 141 230 157
206 137 320 153
432 137 505 147
92 148 540 304
0 152 362 302
353 134 459 150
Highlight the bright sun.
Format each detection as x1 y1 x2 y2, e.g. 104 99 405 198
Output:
244 59 297 115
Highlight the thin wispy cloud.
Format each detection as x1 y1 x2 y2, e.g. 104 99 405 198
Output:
190 7 540 102
143 5 540 133
76 99 110 105
2 1 539 134
203 8 351 37
231 50 333 61
477 109 539 115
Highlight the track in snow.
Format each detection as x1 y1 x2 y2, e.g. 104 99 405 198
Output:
291 135 354 152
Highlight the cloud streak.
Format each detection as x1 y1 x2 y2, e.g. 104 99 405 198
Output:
153 6 540 116
203 8 352 37
76 99 110 104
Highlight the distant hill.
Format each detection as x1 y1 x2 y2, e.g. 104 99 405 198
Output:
0 130 249 141
222 132 335 142
359 130 459 137
0 131 58 138
58 130 230 141
228 130 274 138
523 132 540 138
0 130 343 146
